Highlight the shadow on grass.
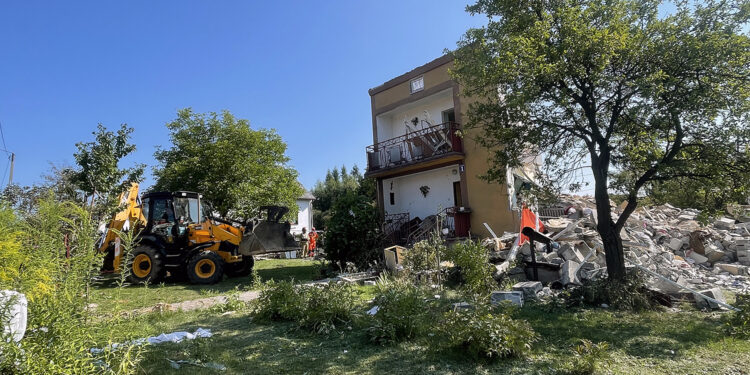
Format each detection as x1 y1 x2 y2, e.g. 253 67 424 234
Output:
518 305 725 360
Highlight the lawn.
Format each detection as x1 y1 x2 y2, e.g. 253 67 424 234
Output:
93 298 750 375
90 258 326 314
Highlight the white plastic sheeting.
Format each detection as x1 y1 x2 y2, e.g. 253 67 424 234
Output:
0 290 28 343
90 328 212 354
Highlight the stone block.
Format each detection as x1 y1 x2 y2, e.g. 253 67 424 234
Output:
559 244 585 263
714 263 748 276
715 217 736 229
667 238 684 251
693 288 726 310
512 281 543 298
686 250 709 264
490 291 524 307
559 260 581 286
706 248 727 263
492 262 510 280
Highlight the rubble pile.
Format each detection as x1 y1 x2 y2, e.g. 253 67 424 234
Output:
490 199 750 299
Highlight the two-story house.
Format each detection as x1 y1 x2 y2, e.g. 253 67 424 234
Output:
365 55 535 244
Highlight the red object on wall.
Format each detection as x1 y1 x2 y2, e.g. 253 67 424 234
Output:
518 208 545 245
454 211 471 237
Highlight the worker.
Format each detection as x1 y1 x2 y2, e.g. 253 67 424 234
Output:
308 228 318 257
299 227 309 258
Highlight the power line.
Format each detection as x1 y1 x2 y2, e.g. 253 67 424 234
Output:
0 155 10 191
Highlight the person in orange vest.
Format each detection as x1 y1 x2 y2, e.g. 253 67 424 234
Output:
308 228 318 258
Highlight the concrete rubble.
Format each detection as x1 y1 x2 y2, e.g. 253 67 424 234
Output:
486 197 750 306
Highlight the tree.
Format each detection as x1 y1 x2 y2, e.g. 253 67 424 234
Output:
71 124 144 211
311 165 373 229
323 192 383 271
153 108 303 219
451 0 750 279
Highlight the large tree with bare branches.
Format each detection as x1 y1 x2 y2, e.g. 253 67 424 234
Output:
451 0 750 279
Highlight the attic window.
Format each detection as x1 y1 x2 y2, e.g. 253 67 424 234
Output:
410 76 424 93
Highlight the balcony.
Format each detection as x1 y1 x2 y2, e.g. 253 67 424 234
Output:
365 122 463 177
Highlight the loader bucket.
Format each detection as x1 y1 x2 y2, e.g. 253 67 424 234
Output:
239 221 300 256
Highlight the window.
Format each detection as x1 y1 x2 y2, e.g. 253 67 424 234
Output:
410 76 424 93
389 192 395 205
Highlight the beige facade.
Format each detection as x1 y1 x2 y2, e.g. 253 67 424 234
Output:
366 55 522 238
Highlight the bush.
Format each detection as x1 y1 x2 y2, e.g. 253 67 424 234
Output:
562 339 611 375
299 282 358 334
726 293 750 338
252 280 306 322
565 270 660 312
323 193 383 271
252 280 358 334
443 241 495 295
0 199 141 374
441 304 538 361
367 278 435 344
403 235 446 274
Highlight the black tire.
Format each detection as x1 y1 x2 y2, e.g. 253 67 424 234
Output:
187 251 225 284
226 256 255 277
127 246 165 284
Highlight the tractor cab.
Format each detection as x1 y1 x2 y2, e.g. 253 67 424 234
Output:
140 191 207 247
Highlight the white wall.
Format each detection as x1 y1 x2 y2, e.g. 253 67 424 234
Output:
290 199 313 235
375 89 454 143
382 165 461 220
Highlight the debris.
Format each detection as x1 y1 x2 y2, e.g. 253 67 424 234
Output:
512 281 543 299
559 260 581 286
490 291 524 307
452 302 472 311
366 306 379 315
693 288 726 310
90 328 213 354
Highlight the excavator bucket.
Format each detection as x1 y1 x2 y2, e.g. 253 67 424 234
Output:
238 206 300 256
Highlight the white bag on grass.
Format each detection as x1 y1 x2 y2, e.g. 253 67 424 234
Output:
0 291 28 343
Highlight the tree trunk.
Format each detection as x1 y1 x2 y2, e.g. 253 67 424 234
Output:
592 157 627 280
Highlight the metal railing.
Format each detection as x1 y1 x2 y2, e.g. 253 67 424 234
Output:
366 122 462 172
382 212 411 246
406 207 460 245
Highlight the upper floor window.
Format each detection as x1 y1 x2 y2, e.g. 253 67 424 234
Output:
410 76 424 93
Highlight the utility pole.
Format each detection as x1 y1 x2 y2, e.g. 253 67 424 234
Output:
8 152 14 186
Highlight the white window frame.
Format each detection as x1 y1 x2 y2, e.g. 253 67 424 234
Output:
410 76 424 94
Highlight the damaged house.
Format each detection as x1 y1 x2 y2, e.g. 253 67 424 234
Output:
365 55 538 244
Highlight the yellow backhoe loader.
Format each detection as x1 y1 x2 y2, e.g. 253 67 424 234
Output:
97 183 300 284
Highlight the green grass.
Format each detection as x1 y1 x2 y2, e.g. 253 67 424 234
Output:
90 258 326 314
91 296 750 375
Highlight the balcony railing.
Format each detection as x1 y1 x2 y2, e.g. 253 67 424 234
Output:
405 206 471 245
366 122 462 173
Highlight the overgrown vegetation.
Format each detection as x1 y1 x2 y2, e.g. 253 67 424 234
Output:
0 200 141 374
323 192 383 271
565 271 661 312
403 235 446 276
443 240 496 296
441 304 538 361
726 293 750 338
252 280 359 334
562 339 611 375
367 278 435 344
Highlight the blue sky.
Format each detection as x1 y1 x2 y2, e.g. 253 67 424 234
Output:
0 1 485 191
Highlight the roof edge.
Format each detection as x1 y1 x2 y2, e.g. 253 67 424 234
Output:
368 54 453 96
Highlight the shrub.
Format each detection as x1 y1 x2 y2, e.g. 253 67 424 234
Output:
726 293 750 338
403 234 446 274
441 304 538 361
323 192 383 271
252 280 306 322
0 198 141 374
299 282 358 334
565 270 660 312
563 339 611 375
443 240 495 295
252 280 358 334
367 278 435 344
